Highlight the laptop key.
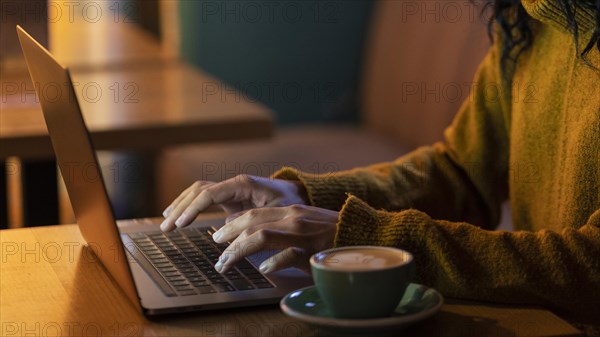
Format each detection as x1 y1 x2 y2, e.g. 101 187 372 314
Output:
177 266 194 272
178 290 197 296
244 273 265 280
162 271 180 277
159 265 178 271
182 272 202 278
166 232 182 237
147 233 164 238
205 271 223 278
208 276 226 283
248 277 269 283
230 279 254 291
226 274 243 280
192 281 210 287
154 262 173 268
165 253 182 259
196 286 217 294
213 283 235 292
151 258 169 264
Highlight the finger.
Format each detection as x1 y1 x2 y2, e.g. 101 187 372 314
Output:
160 190 198 231
212 207 290 243
173 176 255 228
258 247 311 274
225 210 247 224
214 229 300 274
162 181 214 217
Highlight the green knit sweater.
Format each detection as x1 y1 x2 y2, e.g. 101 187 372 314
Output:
275 0 600 326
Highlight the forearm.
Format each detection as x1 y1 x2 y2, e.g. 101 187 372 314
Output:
274 143 494 228
335 195 600 323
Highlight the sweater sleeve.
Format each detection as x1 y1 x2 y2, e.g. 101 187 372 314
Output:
335 195 600 322
274 40 512 230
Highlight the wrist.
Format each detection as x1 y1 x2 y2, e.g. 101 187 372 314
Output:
292 180 310 205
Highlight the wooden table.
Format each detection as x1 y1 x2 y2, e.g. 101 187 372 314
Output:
0 63 273 159
0 222 582 337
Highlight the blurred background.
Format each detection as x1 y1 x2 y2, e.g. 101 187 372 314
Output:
1 0 506 229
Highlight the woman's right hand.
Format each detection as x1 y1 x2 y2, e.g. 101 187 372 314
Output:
160 175 309 231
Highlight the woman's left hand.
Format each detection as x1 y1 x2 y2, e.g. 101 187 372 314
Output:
212 204 339 274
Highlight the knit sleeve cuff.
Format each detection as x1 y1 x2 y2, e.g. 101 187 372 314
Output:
334 194 436 285
334 194 430 250
272 166 367 211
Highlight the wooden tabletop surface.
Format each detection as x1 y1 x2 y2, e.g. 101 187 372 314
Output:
0 221 582 337
0 62 273 159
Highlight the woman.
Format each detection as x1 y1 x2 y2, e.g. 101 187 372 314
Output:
161 0 600 331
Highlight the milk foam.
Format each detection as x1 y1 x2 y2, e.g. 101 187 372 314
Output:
319 248 406 271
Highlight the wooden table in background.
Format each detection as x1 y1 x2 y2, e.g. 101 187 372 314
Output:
0 221 582 337
0 63 272 159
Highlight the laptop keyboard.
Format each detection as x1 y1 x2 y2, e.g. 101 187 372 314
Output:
126 227 274 297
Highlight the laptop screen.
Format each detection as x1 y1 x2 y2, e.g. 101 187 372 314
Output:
16 25 141 311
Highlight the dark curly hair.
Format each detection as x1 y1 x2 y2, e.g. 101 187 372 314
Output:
487 0 600 68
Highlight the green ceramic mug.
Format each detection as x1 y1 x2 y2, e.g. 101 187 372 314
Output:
310 246 415 319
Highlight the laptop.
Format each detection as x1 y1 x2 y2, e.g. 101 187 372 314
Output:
16 25 312 315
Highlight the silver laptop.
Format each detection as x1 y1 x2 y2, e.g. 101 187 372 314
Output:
17 25 311 315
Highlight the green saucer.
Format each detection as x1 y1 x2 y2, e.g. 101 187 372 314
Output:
280 283 443 336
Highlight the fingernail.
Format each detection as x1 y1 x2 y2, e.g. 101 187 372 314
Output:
160 220 170 231
218 254 229 265
212 230 222 242
259 261 271 274
175 213 188 227
214 261 223 273
215 253 228 273
162 205 173 217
